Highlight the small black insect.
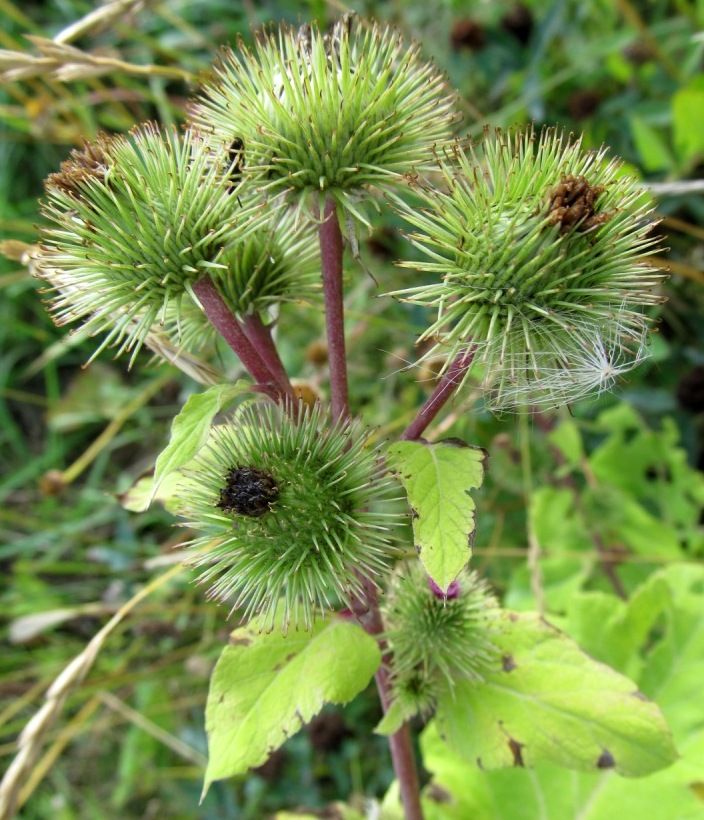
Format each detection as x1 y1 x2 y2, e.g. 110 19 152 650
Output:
217 466 279 517
226 137 245 192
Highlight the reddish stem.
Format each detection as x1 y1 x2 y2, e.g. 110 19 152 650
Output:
350 579 424 820
318 198 349 421
240 313 295 402
381 345 477 814
318 199 422 815
401 347 476 441
376 674 423 819
192 277 280 401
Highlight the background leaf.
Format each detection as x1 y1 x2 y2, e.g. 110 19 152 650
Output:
566 574 672 680
387 439 487 591
420 723 704 820
672 76 704 167
629 114 674 172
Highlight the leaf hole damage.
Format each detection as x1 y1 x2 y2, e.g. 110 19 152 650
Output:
597 749 616 769
217 465 280 517
467 510 477 548
502 653 516 672
508 737 525 767
426 784 452 804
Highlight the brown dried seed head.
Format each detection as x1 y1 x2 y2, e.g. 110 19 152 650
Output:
305 340 329 366
46 135 114 196
545 174 612 235
217 465 279 517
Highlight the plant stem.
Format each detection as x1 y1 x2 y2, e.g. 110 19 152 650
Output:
318 197 349 421
350 580 424 820
358 353 479 816
580 456 628 599
401 346 476 441
191 276 281 401
240 313 295 401
319 200 421 814
377 676 424 820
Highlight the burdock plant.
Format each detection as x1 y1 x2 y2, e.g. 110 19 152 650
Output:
389 128 664 413
3 12 679 820
177 402 402 631
38 125 264 364
36 123 320 399
382 563 499 724
189 14 459 421
188 15 457 221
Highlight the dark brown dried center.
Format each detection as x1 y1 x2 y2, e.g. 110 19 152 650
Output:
217 466 279 517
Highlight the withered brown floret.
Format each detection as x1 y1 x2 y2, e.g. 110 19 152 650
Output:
545 174 613 234
46 135 113 197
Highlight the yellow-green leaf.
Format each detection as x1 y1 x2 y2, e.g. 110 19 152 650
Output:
387 439 487 591
203 617 381 796
434 611 677 777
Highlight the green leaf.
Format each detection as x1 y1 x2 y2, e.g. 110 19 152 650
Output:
639 564 704 738
566 575 672 680
672 77 704 167
276 808 365 820
546 419 584 471
203 617 381 795
121 469 188 514
504 555 592 613
375 699 414 737
605 51 635 83
629 115 674 172
433 611 677 777
421 568 704 819
583 484 682 559
589 412 704 549
387 439 487 591
150 381 249 504
421 723 704 820
529 486 595 560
